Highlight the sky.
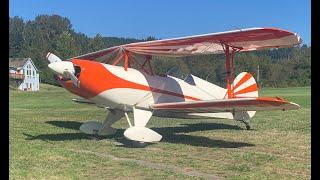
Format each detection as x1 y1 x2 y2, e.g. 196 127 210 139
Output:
9 0 310 45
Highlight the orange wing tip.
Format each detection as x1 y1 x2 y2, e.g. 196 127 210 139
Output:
257 97 288 103
257 96 300 110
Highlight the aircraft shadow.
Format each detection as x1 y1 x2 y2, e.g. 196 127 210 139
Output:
23 120 254 148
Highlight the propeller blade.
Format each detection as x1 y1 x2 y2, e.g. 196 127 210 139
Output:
46 52 80 87
64 71 80 88
46 52 62 63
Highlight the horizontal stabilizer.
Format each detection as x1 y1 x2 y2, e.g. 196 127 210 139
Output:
151 97 300 113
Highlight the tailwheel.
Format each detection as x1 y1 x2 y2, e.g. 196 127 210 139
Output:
233 111 254 131
241 120 252 130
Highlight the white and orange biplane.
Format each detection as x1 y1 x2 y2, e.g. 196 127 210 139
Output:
46 27 301 143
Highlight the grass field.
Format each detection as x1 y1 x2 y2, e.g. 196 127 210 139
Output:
9 84 310 179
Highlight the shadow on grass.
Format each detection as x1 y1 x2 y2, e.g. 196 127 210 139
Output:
23 132 91 141
23 120 254 148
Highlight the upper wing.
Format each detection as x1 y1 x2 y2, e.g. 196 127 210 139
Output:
150 97 300 113
69 27 301 63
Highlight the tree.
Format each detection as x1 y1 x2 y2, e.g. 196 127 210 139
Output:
55 31 78 59
9 16 25 57
89 33 105 51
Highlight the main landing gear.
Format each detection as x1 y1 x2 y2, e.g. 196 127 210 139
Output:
79 108 124 136
123 107 162 143
79 106 162 144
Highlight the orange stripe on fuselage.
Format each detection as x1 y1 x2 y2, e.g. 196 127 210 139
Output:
58 59 200 101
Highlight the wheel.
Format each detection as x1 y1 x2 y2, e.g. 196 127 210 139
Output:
246 124 251 130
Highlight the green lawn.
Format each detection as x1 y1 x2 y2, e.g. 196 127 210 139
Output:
9 84 310 179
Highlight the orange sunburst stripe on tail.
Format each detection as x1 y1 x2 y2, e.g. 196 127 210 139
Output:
233 83 257 96
231 72 252 92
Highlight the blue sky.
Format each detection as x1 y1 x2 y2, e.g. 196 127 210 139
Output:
10 0 310 45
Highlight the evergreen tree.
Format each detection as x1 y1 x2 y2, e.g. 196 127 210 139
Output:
55 31 78 59
9 16 25 57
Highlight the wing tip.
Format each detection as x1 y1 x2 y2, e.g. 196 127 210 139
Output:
289 102 301 110
46 52 51 59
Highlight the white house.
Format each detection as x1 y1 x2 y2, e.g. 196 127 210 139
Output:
9 58 40 91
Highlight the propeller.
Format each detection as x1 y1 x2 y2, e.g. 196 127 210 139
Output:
64 71 80 87
46 52 62 63
46 52 80 88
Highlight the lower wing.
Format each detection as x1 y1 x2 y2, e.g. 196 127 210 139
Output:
150 97 299 113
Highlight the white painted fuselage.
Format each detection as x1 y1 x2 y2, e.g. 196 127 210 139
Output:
58 59 234 119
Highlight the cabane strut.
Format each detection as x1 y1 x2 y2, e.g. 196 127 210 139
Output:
221 43 242 99
112 47 154 75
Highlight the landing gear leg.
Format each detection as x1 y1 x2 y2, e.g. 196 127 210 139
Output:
98 109 124 135
79 108 124 136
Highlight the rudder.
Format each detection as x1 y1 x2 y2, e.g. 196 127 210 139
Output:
230 72 258 98
229 72 258 120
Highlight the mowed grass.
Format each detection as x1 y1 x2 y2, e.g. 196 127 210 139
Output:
9 84 310 179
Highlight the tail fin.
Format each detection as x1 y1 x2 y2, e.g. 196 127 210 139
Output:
229 72 258 98
229 72 258 120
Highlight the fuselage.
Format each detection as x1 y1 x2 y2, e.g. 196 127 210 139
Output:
58 59 216 111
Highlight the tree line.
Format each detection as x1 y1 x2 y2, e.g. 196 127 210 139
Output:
9 15 310 87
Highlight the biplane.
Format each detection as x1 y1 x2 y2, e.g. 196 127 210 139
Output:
46 27 301 143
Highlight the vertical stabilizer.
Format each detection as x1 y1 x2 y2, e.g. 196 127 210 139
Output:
229 72 258 98
229 72 258 119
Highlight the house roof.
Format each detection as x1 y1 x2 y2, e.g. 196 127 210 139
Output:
9 58 29 68
9 58 38 71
